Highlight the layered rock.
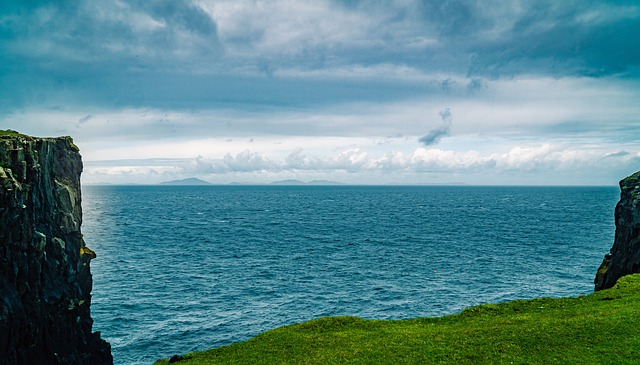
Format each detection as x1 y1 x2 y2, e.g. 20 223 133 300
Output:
0 132 112 364
595 171 640 291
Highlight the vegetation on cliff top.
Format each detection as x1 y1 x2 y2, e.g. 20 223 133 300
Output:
0 130 80 152
0 129 28 138
155 274 640 364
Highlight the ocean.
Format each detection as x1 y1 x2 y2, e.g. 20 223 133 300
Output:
81 185 620 365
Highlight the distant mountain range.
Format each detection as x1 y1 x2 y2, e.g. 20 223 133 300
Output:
270 179 344 186
158 178 213 186
89 178 466 186
158 178 345 186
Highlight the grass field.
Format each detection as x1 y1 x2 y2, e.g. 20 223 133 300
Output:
0 130 27 138
154 274 640 364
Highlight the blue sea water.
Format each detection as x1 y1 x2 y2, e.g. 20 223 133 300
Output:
81 185 620 365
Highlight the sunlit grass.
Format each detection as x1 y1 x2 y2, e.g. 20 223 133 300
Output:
154 274 640 364
0 130 27 138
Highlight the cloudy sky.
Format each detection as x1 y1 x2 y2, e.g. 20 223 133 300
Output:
1 0 639 185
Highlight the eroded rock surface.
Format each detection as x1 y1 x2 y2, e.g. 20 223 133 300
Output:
0 133 112 364
595 171 640 291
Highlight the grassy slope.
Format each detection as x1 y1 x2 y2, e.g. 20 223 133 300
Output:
0 130 27 138
155 274 640 364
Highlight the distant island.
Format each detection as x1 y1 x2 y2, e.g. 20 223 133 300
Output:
85 178 472 186
159 178 213 186
270 179 344 186
158 178 344 186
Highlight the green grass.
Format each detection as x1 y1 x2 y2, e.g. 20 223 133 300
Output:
154 274 640 364
0 129 28 138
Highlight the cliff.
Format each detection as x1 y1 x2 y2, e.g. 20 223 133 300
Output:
595 171 640 291
0 131 112 364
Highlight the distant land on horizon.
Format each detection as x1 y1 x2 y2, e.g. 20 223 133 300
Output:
158 178 346 186
82 179 476 186
86 178 610 187
270 179 344 186
159 178 213 186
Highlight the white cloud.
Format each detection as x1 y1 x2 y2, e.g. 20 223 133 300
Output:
199 0 427 61
3 0 638 187
82 139 640 186
604 151 630 158
5 73 639 187
86 165 181 177
274 64 438 81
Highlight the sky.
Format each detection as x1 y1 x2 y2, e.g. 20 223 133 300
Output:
1 0 639 185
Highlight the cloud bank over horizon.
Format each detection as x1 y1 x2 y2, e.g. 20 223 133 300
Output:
1 0 639 185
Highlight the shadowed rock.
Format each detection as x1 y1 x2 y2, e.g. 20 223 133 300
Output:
595 171 640 291
0 132 112 364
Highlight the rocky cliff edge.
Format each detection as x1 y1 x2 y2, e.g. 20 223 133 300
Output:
595 171 640 291
0 131 112 364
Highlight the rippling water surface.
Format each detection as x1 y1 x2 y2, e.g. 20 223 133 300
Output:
81 185 619 364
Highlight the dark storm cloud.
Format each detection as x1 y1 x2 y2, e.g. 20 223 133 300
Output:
408 0 640 78
468 1 640 77
465 78 485 95
0 0 220 55
419 108 452 146
417 0 493 38
132 1 218 37
0 0 222 112
0 0 638 114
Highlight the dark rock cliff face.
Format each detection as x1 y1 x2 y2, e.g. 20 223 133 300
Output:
0 134 112 364
595 171 640 291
